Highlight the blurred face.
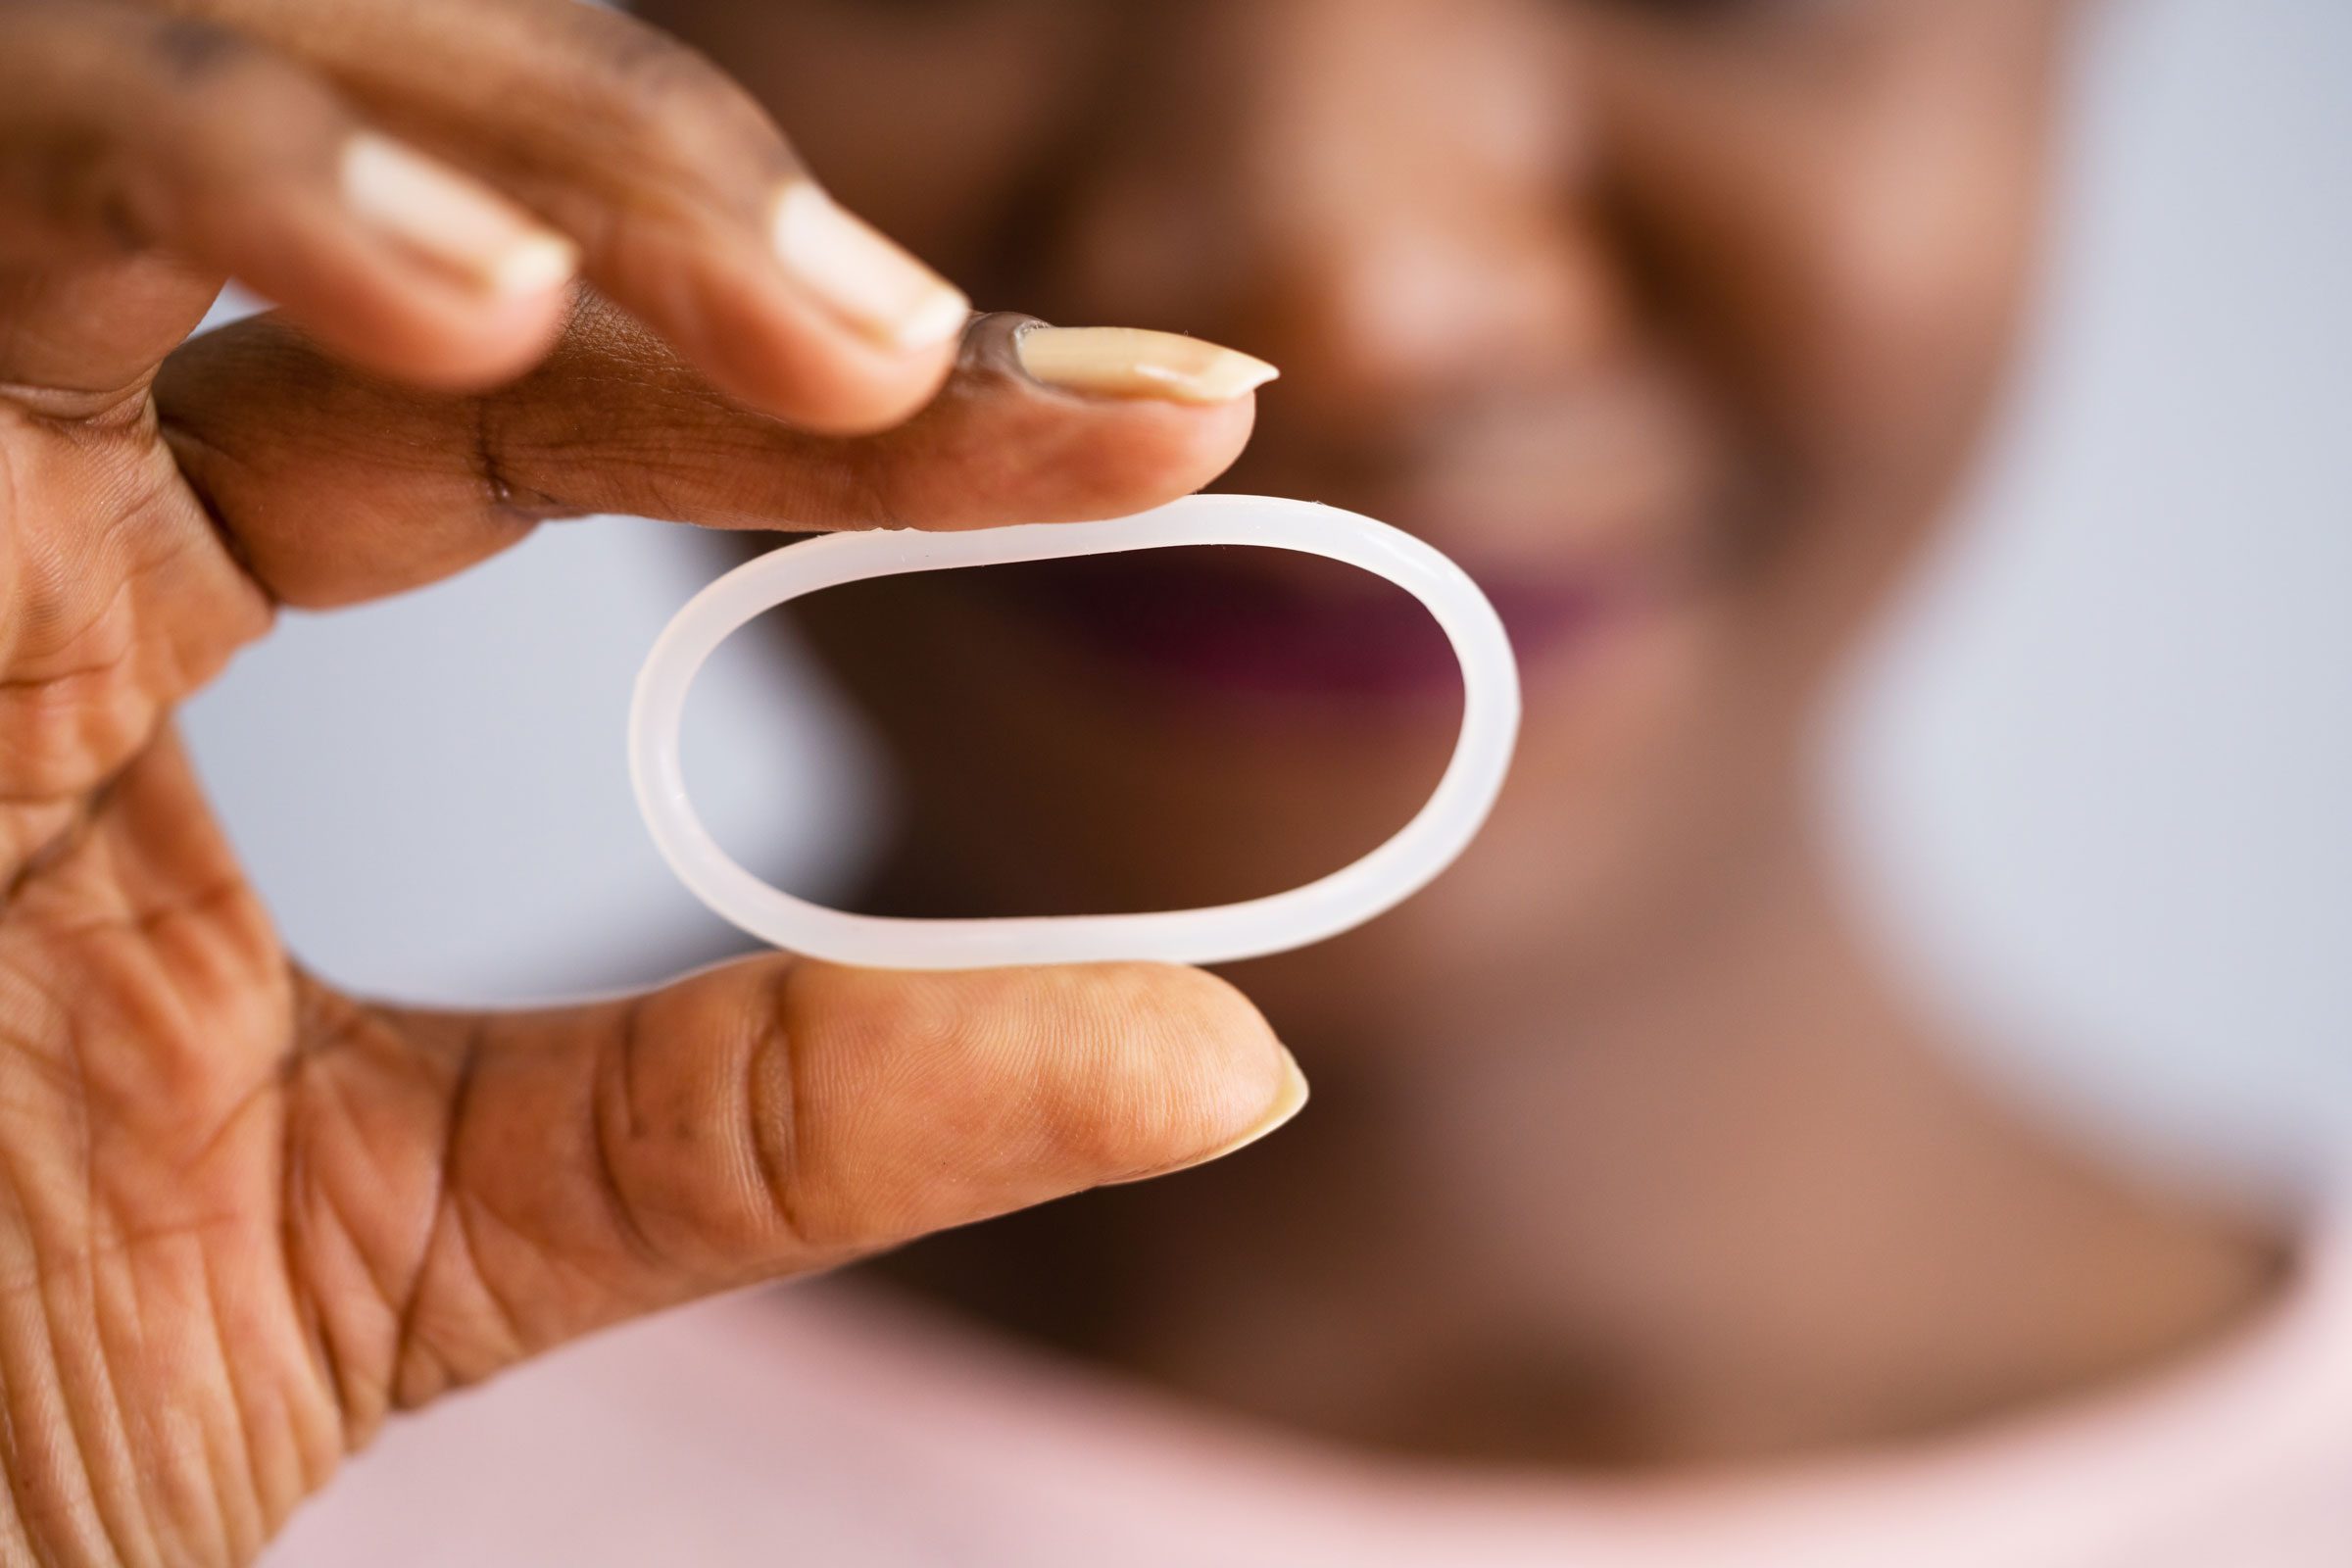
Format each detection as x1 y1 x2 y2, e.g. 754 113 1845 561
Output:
647 0 2069 1030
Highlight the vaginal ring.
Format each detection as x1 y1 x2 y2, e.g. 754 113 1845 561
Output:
629 493 1522 970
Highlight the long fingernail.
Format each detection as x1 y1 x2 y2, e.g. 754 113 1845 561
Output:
1114 1052 1310 1184
772 181 970 352
1016 326 1280 405
341 133 578 299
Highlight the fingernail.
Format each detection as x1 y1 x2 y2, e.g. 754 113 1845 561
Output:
340 133 578 299
771 181 970 352
1016 325 1280 405
1115 1051 1309 1184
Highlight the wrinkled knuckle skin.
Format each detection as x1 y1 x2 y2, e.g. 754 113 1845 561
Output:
739 995 825 1250
146 13 253 85
600 968 829 1267
137 13 310 127
7 8 278 250
66 12 344 240
571 10 800 203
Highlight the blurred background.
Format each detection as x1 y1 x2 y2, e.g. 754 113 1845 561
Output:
184 0 2349 1200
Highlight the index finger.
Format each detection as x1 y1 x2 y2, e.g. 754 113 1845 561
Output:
0 302 1269 828
155 305 1272 606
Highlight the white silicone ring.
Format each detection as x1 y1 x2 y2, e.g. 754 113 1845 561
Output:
630 494 1521 970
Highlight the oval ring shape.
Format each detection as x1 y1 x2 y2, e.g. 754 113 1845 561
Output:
630 495 1522 970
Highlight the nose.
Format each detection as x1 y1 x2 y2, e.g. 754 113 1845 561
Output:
1042 0 1619 449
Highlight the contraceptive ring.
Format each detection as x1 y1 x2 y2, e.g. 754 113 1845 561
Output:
630 494 1521 970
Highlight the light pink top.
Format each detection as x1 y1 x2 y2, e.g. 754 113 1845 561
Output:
270 1211 2352 1566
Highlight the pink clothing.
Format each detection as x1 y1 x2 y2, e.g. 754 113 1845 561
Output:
270 1214 2352 1566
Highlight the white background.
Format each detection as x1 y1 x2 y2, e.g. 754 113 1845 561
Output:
182 0 2351 1194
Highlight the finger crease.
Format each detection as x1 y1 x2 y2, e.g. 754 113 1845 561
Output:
747 967 811 1253
589 1001 663 1270
390 1029 485 1406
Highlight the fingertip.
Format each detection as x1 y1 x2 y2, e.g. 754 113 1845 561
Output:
697 285 966 436
774 960 1298 1238
232 134 586 390
336 133 582 309
767 180 970 359
222 196 579 391
921 960 1298 1186
1101 962 1301 1177
1133 387 1261 492
710 327 962 438
917 385 1258 527
278 277 575 392
904 317 1265 523
592 232 964 436
1111 1043 1310 1184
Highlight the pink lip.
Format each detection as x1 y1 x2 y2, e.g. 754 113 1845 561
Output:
985 546 1641 704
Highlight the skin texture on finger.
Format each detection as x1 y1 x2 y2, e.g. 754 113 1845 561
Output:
154 305 1258 607
285 958 1296 1436
0 0 575 395
154 0 968 431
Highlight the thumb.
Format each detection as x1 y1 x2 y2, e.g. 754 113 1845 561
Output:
285 958 1304 1436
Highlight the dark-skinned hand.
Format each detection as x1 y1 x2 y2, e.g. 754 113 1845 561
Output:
0 1 1300 1560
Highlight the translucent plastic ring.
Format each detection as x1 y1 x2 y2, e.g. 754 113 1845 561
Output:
630 494 1521 970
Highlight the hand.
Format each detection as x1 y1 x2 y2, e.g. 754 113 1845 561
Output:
0 1 1300 1561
